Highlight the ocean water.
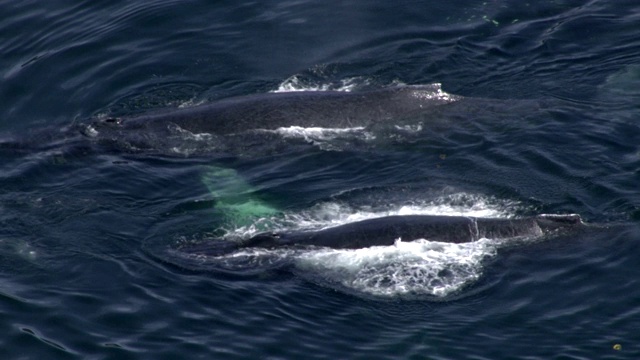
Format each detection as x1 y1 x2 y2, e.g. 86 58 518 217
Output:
1 0 640 358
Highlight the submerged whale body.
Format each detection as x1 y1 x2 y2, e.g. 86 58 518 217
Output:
84 84 460 145
194 214 584 256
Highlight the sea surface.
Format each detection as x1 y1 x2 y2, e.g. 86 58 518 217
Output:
1 0 640 359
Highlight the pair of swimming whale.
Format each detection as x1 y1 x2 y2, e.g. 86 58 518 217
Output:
82 84 581 251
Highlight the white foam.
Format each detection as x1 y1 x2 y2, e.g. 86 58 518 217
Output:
409 85 460 103
83 125 99 137
175 235 497 298
168 124 215 141
248 126 375 151
275 125 364 137
394 124 423 133
274 125 373 142
164 124 223 155
295 238 497 297
177 99 207 108
273 75 369 93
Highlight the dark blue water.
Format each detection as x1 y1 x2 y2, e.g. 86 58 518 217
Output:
2 0 640 358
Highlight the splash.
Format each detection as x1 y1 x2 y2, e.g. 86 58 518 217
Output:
273 75 371 93
296 238 497 298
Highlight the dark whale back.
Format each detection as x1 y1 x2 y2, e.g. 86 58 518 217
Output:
88 84 460 137
241 214 584 250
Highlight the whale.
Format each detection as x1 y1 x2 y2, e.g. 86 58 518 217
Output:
76 84 467 155
86 84 460 137
3 83 549 156
1 84 463 156
187 214 585 256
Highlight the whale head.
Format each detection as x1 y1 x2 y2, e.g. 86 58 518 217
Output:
536 214 584 234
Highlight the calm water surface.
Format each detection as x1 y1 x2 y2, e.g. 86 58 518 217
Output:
1 0 640 359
